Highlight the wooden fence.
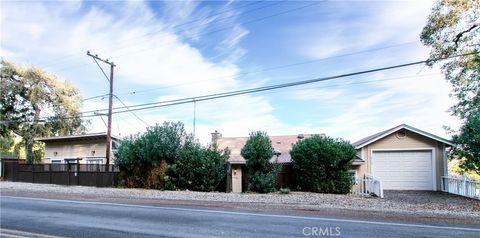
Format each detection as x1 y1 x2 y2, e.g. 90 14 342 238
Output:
351 175 384 198
441 175 480 200
1 161 119 187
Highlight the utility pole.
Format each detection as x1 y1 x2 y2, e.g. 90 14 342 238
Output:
87 51 115 167
193 99 196 138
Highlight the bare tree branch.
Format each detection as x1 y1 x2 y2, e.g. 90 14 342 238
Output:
453 23 479 48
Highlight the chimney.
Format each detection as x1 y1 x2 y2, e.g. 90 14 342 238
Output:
211 130 222 145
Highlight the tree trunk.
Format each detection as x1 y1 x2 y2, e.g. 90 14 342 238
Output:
25 137 34 163
26 107 41 163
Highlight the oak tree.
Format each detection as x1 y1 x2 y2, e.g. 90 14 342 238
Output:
0 60 86 163
421 0 480 173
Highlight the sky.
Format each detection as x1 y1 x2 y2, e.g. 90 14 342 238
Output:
0 0 460 144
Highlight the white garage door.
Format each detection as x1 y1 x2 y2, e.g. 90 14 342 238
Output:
372 150 434 190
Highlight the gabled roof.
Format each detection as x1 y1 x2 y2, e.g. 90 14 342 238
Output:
352 124 454 149
35 133 121 143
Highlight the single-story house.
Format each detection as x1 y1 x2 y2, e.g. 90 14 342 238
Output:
35 133 120 165
353 124 453 191
214 124 453 193
213 131 324 193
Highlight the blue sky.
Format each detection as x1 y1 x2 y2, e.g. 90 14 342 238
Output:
1 0 458 143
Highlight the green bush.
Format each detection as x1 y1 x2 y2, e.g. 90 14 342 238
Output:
291 135 356 194
114 122 189 189
115 121 230 192
169 140 229 191
241 131 276 193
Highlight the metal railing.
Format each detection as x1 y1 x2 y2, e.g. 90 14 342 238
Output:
351 175 384 198
441 175 480 200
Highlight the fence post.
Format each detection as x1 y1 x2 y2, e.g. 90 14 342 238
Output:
31 164 34 183
49 164 52 184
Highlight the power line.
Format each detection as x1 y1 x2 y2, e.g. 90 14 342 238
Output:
91 58 111 82
47 1 322 74
89 52 150 128
83 94 109 101
39 1 281 70
96 53 474 115
113 95 150 127
112 1 322 58
2 52 471 124
118 41 418 96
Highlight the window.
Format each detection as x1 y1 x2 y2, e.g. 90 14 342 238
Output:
51 160 63 171
65 159 79 172
87 159 102 171
396 131 406 139
349 170 358 185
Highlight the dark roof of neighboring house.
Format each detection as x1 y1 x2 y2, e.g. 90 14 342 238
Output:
352 124 454 149
35 133 121 143
217 134 313 164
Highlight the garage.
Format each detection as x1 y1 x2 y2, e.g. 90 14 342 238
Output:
372 150 434 190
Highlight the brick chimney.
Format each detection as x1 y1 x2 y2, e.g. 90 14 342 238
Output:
211 130 222 145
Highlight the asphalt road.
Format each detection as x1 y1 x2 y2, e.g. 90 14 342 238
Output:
1 196 479 238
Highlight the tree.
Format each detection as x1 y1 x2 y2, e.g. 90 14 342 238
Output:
291 135 355 194
0 60 86 163
115 122 188 188
115 121 231 191
241 131 276 193
421 0 480 174
451 111 480 174
169 140 229 191
421 0 480 118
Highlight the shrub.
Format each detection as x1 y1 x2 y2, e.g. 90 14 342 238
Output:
241 131 276 193
115 122 188 189
291 135 356 194
169 140 229 191
115 121 230 192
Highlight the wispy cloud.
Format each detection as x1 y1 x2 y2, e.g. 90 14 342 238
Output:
1 0 458 144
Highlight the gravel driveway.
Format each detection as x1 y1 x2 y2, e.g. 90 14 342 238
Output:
1 181 479 220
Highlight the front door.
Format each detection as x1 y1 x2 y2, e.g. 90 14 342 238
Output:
231 165 242 193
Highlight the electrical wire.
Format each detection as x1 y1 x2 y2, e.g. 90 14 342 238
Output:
1 52 471 124
118 41 418 96
39 1 280 69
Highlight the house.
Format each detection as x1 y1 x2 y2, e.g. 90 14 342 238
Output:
214 124 453 193
35 133 120 165
212 131 323 193
352 124 453 191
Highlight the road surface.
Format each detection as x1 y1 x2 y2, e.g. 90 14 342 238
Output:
1 196 479 237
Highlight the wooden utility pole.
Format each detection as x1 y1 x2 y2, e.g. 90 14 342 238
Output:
87 51 115 166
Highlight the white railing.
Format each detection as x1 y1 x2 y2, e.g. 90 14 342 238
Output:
351 175 384 198
441 175 480 200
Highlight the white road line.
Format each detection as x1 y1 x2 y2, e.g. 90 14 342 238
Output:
2 195 480 232
0 228 65 238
